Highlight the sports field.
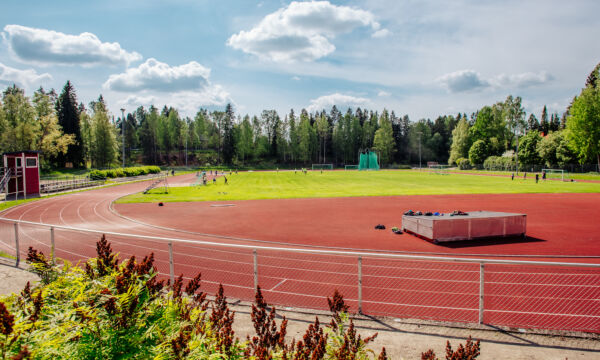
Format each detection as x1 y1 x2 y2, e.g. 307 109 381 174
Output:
2 172 600 333
117 170 600 203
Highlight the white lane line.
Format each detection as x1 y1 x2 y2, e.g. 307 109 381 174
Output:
270 278 287 291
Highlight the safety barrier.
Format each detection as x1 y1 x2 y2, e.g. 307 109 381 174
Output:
0 218 598 333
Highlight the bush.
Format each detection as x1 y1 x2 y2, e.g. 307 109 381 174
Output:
89 169 106 180
483 156 515 171
468 140 488 166
457 158 471 170
88 166 161 180
0 238 391 359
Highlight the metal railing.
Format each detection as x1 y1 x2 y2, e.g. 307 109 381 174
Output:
0 217 598 333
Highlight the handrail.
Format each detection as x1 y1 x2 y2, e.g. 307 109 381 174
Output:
1 217 598 268
0 168 12 191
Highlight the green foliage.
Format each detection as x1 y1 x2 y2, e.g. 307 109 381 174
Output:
89 166 161 180
483 156 514 171
56 81 84 167
373 109 395 167
469 105 506 146
468 140 487 165
517 130 543 168
90 98 117 168
457 158 471 170
566 85 600 166
0 239 386 359
448 118 471 165
537 131 576 167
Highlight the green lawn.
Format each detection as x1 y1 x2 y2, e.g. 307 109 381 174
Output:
116 169 600 203
451 169 600 181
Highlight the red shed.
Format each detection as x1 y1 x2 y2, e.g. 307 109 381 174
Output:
2 151 40 199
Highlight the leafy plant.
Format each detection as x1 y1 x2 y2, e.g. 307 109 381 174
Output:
421 336 481 360
2 237 482 359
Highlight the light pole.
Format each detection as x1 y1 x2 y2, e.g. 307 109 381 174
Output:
514 112 524 175
417 131 423 170
120 108 125 168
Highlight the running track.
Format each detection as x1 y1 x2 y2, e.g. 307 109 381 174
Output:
1 173 599 332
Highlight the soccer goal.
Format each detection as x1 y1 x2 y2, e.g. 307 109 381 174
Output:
428 164 451 175
542 169 569 181
312 164 333 170
344 165 359 170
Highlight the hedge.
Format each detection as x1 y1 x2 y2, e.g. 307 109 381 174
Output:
89 166 161 180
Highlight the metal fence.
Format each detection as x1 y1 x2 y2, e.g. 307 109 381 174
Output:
1 218 598 333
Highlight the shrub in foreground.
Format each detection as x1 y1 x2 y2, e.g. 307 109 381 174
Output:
0 237 480 359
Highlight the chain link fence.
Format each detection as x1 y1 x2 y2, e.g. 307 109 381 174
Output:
1 218 598 333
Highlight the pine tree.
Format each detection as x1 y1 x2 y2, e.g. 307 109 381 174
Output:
540 105 549 135
527 114 539 131
550 113 560 132
585 62 600 89
56 81 83 167
222 103 236 164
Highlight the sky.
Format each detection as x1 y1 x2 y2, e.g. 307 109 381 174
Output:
0 0 598 121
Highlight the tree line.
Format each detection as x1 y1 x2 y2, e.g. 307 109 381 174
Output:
449 63 600 171
1 63 598 170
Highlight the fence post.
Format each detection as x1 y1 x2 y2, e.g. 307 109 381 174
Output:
358 255 363 314
14 223 20 267
50 226 55 265
168 242 174 285
253 249 258 291
479 263 484 324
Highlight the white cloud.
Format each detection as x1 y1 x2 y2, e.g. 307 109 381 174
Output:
103 58 211 92
377 90 391 97
2 24 141 66
437 69 555 93
372 28 391 38
0 62 52 89
107 59 232 116
291 75 301 81
437 69 490 93
306 93 371 112
227 1 382 62
120 87 231 116
491 71 554 88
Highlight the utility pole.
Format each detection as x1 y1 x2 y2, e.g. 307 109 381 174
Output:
120 108 126 168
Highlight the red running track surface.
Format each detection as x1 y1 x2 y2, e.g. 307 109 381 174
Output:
1 173 599 332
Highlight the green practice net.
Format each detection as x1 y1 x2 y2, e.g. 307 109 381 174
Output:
358 151 379 170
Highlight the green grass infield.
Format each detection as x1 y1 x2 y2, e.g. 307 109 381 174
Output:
116 169 600 204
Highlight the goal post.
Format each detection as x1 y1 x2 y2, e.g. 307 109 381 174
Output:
312 164 333 170
541 169 568 181
344 165 359 170
428 164 451 175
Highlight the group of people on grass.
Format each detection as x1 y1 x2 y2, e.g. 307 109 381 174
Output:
511 170 547 183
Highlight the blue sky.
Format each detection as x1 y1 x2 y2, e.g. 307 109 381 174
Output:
1 0 598 121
